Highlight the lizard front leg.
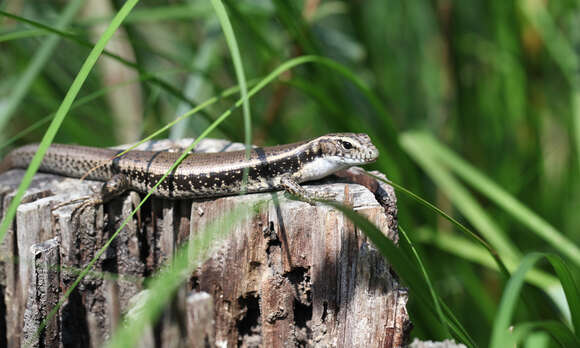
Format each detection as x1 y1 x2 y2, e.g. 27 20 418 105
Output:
279 174 334 205
53 173 130 218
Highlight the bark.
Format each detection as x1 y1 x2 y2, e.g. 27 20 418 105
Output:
0 139 410 347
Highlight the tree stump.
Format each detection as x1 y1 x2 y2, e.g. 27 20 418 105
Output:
0 139 410 347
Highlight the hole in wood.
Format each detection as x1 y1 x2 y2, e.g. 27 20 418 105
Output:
0 285 6 347
293 298 312 330
236 292 261 346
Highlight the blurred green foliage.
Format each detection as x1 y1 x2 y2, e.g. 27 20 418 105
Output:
1 0 580 345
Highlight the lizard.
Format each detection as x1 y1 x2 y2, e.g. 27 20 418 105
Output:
0 133 379 208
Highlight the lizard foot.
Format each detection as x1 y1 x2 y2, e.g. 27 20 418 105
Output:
52 195 104 221
280 174 337 205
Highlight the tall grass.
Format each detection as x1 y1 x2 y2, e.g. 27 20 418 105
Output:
1 0 579 346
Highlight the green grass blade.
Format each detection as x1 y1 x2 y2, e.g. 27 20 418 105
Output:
210 0 252 190
0 0 85 133
544 254 580 334
0 10 214 122
413 132 580 267
113 57 326 158
400 132 522 262
106 202 261 348
0 116 51 151
490 252 580 348
413 227 574 320
399 226 450 337
512 321 580 347
0 0 139 246
0 29 46 42
414 228 559 289
367 172 511 279
489 253 544 348
0 69 185 151
116 55 389 158
78 3 213 25
211 0 251 145
169 30 220 140
123 3 212 23
439 301 478 348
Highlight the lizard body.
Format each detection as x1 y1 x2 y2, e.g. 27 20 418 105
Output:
1 133 379 203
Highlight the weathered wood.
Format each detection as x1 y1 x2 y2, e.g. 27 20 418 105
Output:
23 237 60 347
187 292 215 348
0 139 409 347
189 181 406 347
408 339 468 348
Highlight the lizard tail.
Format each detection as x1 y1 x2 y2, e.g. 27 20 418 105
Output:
0 144 40 174
0 151 14 174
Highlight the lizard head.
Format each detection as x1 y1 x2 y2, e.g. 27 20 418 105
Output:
312 133 379 166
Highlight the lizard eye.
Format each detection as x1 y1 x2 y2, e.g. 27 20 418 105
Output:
341 141 353 150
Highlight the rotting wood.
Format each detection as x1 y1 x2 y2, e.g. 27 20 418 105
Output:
0 138 410 347
22 237 60 347
187 291 215 348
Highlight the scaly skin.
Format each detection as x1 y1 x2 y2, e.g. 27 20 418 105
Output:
1 133 379 202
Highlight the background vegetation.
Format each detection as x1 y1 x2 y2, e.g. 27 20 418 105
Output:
1 0 579 346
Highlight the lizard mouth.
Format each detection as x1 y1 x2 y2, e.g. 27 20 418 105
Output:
363 147 379 163
344 147 378 165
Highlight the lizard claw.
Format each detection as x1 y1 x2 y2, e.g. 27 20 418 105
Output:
52 195 103 221
283 191 316 206
313 191 336 201
283 190 336 205
280 175 339 205
71 196 103 221
52 196 93 211
52 173 128 221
